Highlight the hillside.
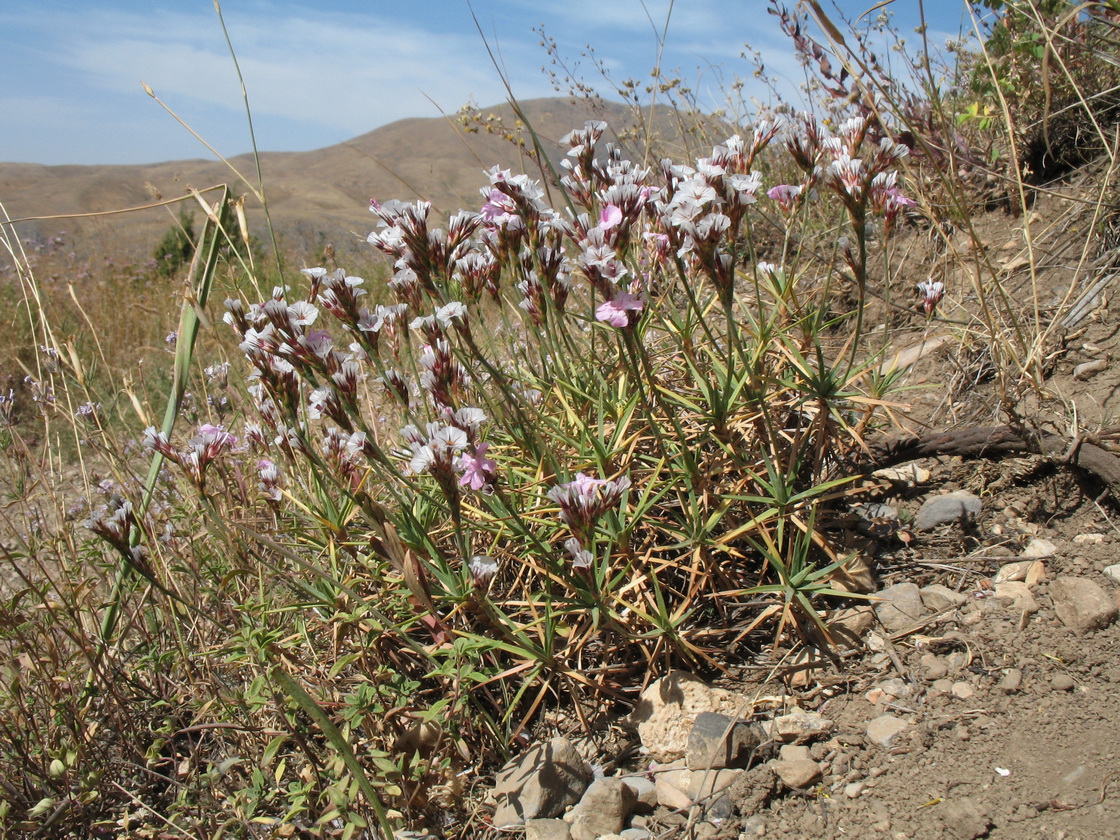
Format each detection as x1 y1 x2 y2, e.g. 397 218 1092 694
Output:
0 97 718 266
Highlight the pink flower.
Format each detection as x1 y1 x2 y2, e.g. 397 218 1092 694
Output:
457 442 497 490
767 184 802 213
595 291 645 328
916 279 945 316
480 189 518 225
598 204 623 230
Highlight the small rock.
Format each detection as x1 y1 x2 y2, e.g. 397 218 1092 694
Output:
920 653 948 681
939 796 993 840
914 491 981 531
771 758 822 789
688 768 742 800
686 712 761 770
619 775 657 812
875 582 929 632
620 830 651 840
998 668 1023 693
492 737 591 827
951 681 975 700
873 464 932 484
993 560 1043 584
1074 358 1108 380
632 672 753 761
1051 672 1075 692
993 581 1040 613
827 606 876 647
741 815 767 837
845 781 864 799
1020 537 1057 559
866 678 910 704
779 744 811 762
1104 564 1120 585
1074 533 1106 545
568 778 635 840
1050 576 1119 634
866 714 909 747
704 793 736 822
525 819 572 840
769 708 833 741
653 771 691 810
920 584 967 611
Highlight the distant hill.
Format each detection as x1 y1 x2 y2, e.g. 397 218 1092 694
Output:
0 97 729 268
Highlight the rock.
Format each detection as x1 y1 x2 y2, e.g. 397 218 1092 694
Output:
779 744 811 762
993 580 1040 613
914 491 981 531
703 794 736 822
492 737 591 827
653 770 692 810
1020 537 1057 559
686 712 761 770
1104 564 1120 585
1074 358 1108 380
865 678 910 704
768 708 833 741
632 672 752 760
568 778 635 840
688 768 742 800
827 606 876 647
620 830 651 840
525 819 572 840
1050 576 1119 634
1074 533 1106 545
741 814 767 837
619 775 657 812
998 668 1023 693
920 653 948 681
866 714 909 748
873 464 932 484
875 582 929 631
771 758 822 789
993 560 1044 584
920 584 967 611
951 681 975 700
1051 672 1075 692
939 796 992 840
845 781 864 799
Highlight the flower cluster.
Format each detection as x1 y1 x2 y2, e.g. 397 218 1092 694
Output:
143 423 238 491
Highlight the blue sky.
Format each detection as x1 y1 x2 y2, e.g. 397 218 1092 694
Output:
0 1 985 166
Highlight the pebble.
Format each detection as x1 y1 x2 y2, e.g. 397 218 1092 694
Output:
1050 576 1119 633
951 681 976 700
845 781 864 799
914 490 982 531
998 668 1023 693
771 758 822 789
1104 564 1120 585
866 714 909 748
1051 672 1075 692
1074 533 1106 545
1020 537 1057 559
874 582 929 632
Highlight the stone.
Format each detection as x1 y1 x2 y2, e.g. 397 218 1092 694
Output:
845 781 864 799
568 778 635 840
771 758 822 789
704 793 736 822
653 770 692 810
993 560 1045 584
620 830 651 840
827 606 876 647
865 678 910 704
1074 533 1106 545
920 653 948 681
686 712 762 770
951 681 975 700
998 668 1023 693
1104 564 1120 585
1050 576 1118 634
492 737 591 827
993 581 1040 613
632 671 753 761
920 584 967 611
688 768 742 800
875 582 929 632
779 744 811 762
619 775 657 812
914 491 981 531
939 796 992 840
866 714 909 748
1074 359 1108 380
1020 537 1057 559
768 707 833 741
741 815 767 837
873 464 932 484
1051 672 1075 692
525 819 572 840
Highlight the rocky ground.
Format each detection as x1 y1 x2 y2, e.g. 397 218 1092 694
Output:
476 466 1120 840
467 175 1120 840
